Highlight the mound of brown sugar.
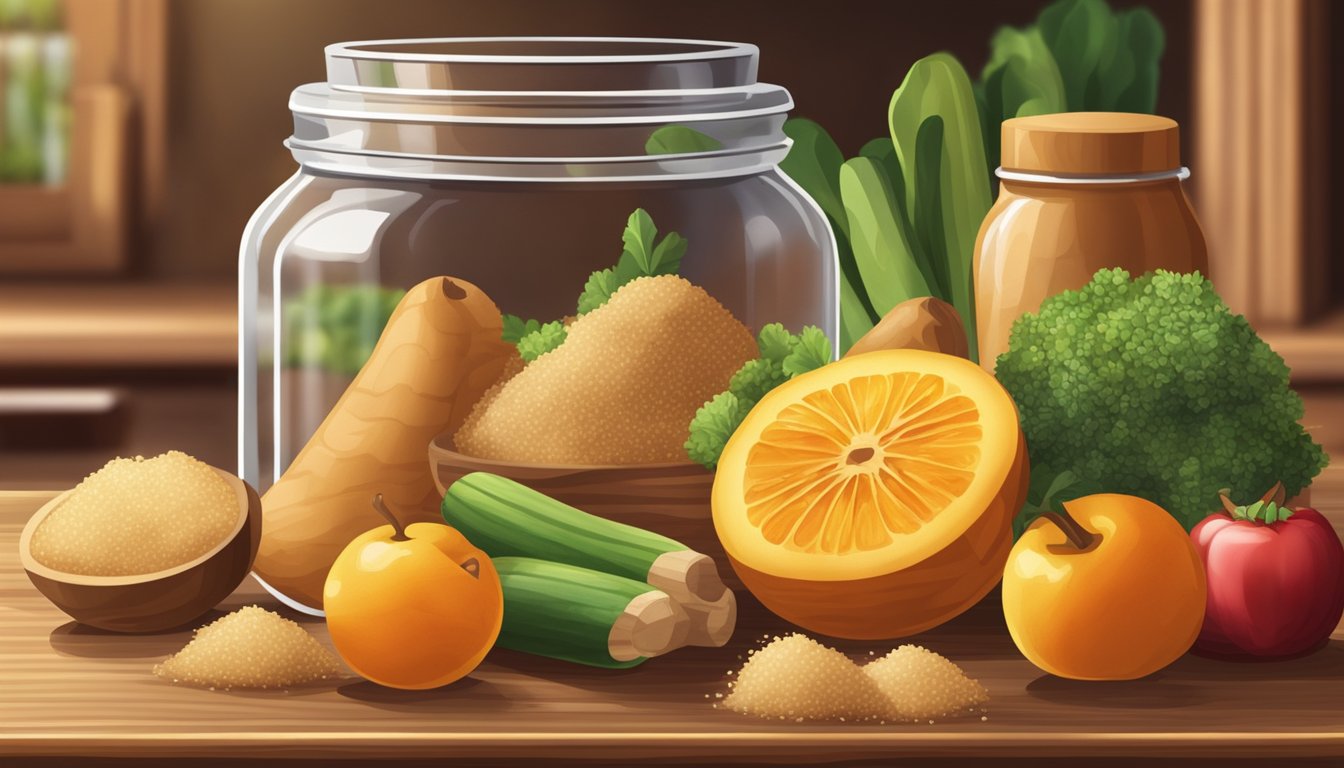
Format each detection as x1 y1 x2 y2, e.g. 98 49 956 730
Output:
722 633 990 724
455 275 756 464
31 451 237 577
153 606 345 691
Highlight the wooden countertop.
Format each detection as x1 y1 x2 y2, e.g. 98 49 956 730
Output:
1 490 1341 764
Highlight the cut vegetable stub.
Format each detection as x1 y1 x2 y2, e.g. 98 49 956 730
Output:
713 350 1027 638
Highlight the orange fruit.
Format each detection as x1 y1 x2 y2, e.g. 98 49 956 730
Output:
1003 494 1206 680
325 521 502 689
712 349 1028 639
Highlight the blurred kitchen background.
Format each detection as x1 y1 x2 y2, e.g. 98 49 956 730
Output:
0 0 1339 490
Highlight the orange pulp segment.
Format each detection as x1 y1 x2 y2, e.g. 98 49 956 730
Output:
714 350 1022 582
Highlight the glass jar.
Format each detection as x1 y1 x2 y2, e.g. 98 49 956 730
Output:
238 37 838 492
974 112 1208 370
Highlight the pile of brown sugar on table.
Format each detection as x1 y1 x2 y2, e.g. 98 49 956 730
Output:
717 633 989 724
153 606 345 692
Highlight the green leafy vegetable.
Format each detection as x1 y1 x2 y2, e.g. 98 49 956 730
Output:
858 139 902 194
911 116 953 301
782 119 880 349
685 392 746 470
517 321 568 362
282 284 406 375
576 269 619 316
1037 0 1114 110
840 156 931 316
888 53 991 360
756 323 796 364
502 314 543 345
838 278 876 353
645 124 724 155
976 26 1067 178
996 269 1328 531
1112 7 1164 113
685 325 835 468
782 326 832 379
777 0 1165 361
729 359 789 405
616 210 659 278
578 209 685 315
780 118 848 238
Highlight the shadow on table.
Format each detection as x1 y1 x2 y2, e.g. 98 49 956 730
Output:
1025 638 1344 708
1178 638 1344 681
337 676 509 711
1025 674 1212 709
47 613 224 659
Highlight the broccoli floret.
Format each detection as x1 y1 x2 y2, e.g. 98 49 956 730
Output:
517 321 568 362
996 268 1328 531
685 391 747 469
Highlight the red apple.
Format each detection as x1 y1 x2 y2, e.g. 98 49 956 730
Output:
1190 483 1344 659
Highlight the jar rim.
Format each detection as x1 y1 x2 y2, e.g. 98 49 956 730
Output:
326 36 757 65
296 36 792 180
290 82 792 125
995 166 1191 185
286 139 792 182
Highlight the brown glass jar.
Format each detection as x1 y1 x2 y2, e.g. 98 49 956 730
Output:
973 112 1208 370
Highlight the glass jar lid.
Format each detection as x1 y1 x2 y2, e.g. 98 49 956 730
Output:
287 37 795 181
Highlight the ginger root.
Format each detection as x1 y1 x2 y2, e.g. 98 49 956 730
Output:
254 277 513 611
845 296 968 359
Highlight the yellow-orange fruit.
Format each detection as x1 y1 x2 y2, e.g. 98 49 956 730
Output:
713 350 1028 639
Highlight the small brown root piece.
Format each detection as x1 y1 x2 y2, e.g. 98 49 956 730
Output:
682 591 737 648
844 296 968 359
608 591 691 662
648 550 727 604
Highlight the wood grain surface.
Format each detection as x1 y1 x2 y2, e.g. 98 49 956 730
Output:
1 490 1341 763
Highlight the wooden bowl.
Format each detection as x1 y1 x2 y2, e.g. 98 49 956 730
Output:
428 435 737 587
18 467 263 633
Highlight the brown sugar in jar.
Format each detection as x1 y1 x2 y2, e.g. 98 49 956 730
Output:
973 112 1209 370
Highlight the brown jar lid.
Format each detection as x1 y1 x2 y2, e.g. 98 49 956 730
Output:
1001 112 1180 175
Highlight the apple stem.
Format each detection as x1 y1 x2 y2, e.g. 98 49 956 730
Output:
372 494 410 541
1039 508 1099 550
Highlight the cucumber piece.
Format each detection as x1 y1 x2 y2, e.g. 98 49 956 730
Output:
494 557 656 669
443 472 684 581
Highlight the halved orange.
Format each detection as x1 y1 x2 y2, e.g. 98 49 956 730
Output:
712 349 1028 639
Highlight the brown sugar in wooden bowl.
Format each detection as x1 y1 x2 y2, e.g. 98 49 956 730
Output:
18 467 262 633
429 434 737 588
